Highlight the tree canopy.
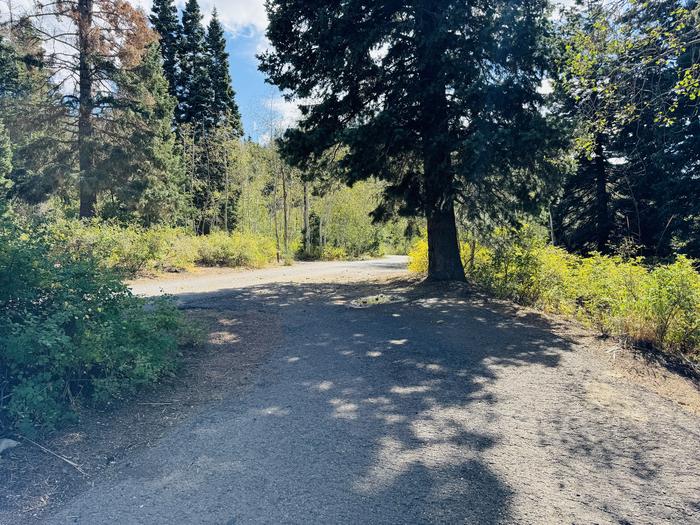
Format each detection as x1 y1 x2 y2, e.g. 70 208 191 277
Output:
260 0 556 280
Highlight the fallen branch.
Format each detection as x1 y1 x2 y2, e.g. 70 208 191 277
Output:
21 437 87 476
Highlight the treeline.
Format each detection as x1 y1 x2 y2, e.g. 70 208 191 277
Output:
3 1 698 266
0 0 242 231
0 0 412 258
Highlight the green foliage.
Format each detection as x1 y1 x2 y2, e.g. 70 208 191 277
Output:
99 44 192 226
0 216 195 432
553 1 700 258
49 220 278 276
179 0 215 129
409 227 700 362
637 258 700 354
149 0 181 98
206 10 243 134
261 0 556 280
194 231 277 267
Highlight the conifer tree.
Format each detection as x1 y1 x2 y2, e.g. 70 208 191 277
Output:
553 0 700 257
206 9 243 135
99 44 191 226
18 0 156 218
149 0 182 98
260 0 553 280
179 0 214 131
0 28 72 204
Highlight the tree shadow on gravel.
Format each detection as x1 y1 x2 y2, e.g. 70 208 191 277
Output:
163 278 576 524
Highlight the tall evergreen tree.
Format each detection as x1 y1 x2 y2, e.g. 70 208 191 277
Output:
206 10 243 135
98 44 191 226
260 0 553 280
179 0 215 131
149 0 182 99
0 28 72 204
19 0 156 218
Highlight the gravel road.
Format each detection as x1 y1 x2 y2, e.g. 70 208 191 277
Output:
42 257 700 524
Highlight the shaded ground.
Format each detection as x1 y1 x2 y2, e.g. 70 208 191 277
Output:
2 257 699 524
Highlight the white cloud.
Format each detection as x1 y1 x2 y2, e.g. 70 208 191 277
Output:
195 0 267 34
1 0 268 34
265 96 300 128
251 95 301 142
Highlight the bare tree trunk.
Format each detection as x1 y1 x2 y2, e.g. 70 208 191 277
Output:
468 235 476 274
303 180 310 256
549 205 556 246
78 0 96 219
223 143 230 232
272 161 281 263
281 166 289 256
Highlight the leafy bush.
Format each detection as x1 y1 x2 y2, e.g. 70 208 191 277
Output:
48 220 277 276
194 231 277 267
408 228 700 363
0 216 196 433
320 245 349 261
635 257 700 354
408 239 429 273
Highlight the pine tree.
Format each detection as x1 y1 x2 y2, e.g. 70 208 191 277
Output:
0 28 72 204
149 0 182 99
260 0 553 280
98 44 190 226
179 0 215 131
206 10 243 135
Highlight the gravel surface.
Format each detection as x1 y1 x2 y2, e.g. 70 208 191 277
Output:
39 257 700 525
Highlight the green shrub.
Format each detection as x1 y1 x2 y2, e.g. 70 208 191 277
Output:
636 257 700 355
320 245 348 261
46 220 277 276
145 228 198 273
571 254 648 336
194 231 277 267
408 228 700 363
0 217 195 433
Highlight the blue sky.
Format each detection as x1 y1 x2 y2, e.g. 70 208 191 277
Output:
227 29 278 141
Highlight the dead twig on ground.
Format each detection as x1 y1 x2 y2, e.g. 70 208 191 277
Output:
21 437 88 476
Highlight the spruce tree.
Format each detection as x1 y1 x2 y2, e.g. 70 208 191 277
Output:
149 0 182 99
206 10 243 135
0 29 72 204
260 0 553 281
179 0 215 131
99 44 190 226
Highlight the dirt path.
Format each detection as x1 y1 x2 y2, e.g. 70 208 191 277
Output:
5 258 700 524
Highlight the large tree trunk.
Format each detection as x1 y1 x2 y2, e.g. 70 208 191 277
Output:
417 1 465 281
426 202 464 281
593 135 611 253
78 0 96 219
